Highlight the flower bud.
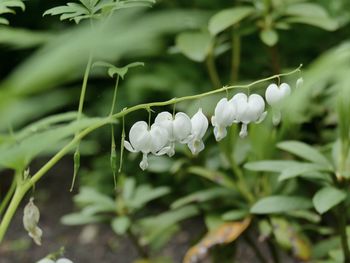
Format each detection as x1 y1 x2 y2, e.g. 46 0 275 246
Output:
296 77 303 89
211 98 236 141
187 108 208 154
23 198 42 246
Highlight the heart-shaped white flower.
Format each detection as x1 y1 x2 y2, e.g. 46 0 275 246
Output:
265 83 291 125
155 111 192 156
187 108 208 154
232 93 266 137
211 98 236 141
124 121 169 170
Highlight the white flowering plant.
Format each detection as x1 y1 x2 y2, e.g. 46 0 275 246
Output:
0 0 350 263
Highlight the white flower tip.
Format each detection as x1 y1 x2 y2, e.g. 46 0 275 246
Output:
139 154 148 170
124 140 135 152
213 126 227 141
272 111 282 126
296 77 303 89
239 124 248 138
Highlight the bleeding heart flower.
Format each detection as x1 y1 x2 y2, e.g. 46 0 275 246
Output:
56 258 74 263
232 93 266 138
265 83 291 125
211 98 236 141
36 259 55 263
154 111 192 157
187 108 208 154
124 121 169 170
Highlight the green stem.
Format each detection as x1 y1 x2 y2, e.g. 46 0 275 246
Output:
0 176 17 217
231 28 241 83
338 203 350 261
0 66 301 243
205 51 222 89
109 76 120 116
77 53 93 122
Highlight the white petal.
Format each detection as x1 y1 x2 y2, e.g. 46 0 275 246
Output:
265 83 291 106
296 78 303 89
256 111 267 124
272 110 281 126
187 139 205 155
140 153 149 170
154 111 174 139
213 98 235 126
173 112 192 142
56 259 74 263
129 121 152 153
213 126 227 141
36 259 55 263
232 93 249 123
150 124 169 153
191 108 208 139
239 123 248 138
124 140 137 152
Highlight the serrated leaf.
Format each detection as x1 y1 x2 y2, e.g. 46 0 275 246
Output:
313 187 346 214
251 196 313 214
111 216 130 235
175 31 212 62
244 160 301 173
260 29 278 46
93 61 144 79
183 218 251 263
171 188 233 209
277 141 332 168
0 0 25 25
208 7 254 35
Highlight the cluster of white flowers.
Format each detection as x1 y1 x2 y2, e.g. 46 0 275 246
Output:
125 82 292 170
37 258 73 263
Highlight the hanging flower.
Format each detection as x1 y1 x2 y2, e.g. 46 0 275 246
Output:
37 259 55 263
124 121 169 170
265 83 291 125
56 258 74 263
232 93 266 138
211 98 236 141
154 111 192 156
187 108 208 154
23 197 42 246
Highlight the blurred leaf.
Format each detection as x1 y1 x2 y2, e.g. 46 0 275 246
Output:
0 27 52 48
251 196 313 214
111 216 130 235
260 29 278 46
277 141 332 168
208 7 254 35
271 217 311 261
61 212 107 225
278 162 330 181
222 210 248 221
171 188 234 209
74 187 115 210
284 16 338 31
187 166 236 189
129 185 170 209
93 61 144 79
286 210 321 223
183 218 251 263
122 177 136 201
0 117 108 169
313 187 346 214
244 160 300 172
175 31 212 62
312 237 341 259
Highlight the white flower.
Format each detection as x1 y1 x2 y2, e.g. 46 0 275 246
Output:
56 258 74 263
23 198 42 246
36 259 55 263
154 111 192 156
124 121 169 170
211 98 236 141
265 83 291 125
232 93 266 138
187 108 208 154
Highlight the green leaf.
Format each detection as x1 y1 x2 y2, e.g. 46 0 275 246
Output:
122 177 136 201
43 3 90 23
0 27 52 48
313 187 347 214
208 7 254 35
175 31 212 62
277 141 332 168
222 210 248 221
260 29 278 47
244 160 301 173
111 216 130 235
61 213 107 225
251 196 313 214
171 188 233 209
129 185 170 209
284 16 338 31
278 163 329 181
187 166 236 189
93 61 144 79
74 187 115 210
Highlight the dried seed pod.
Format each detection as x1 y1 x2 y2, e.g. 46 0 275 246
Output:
23 198 42 246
